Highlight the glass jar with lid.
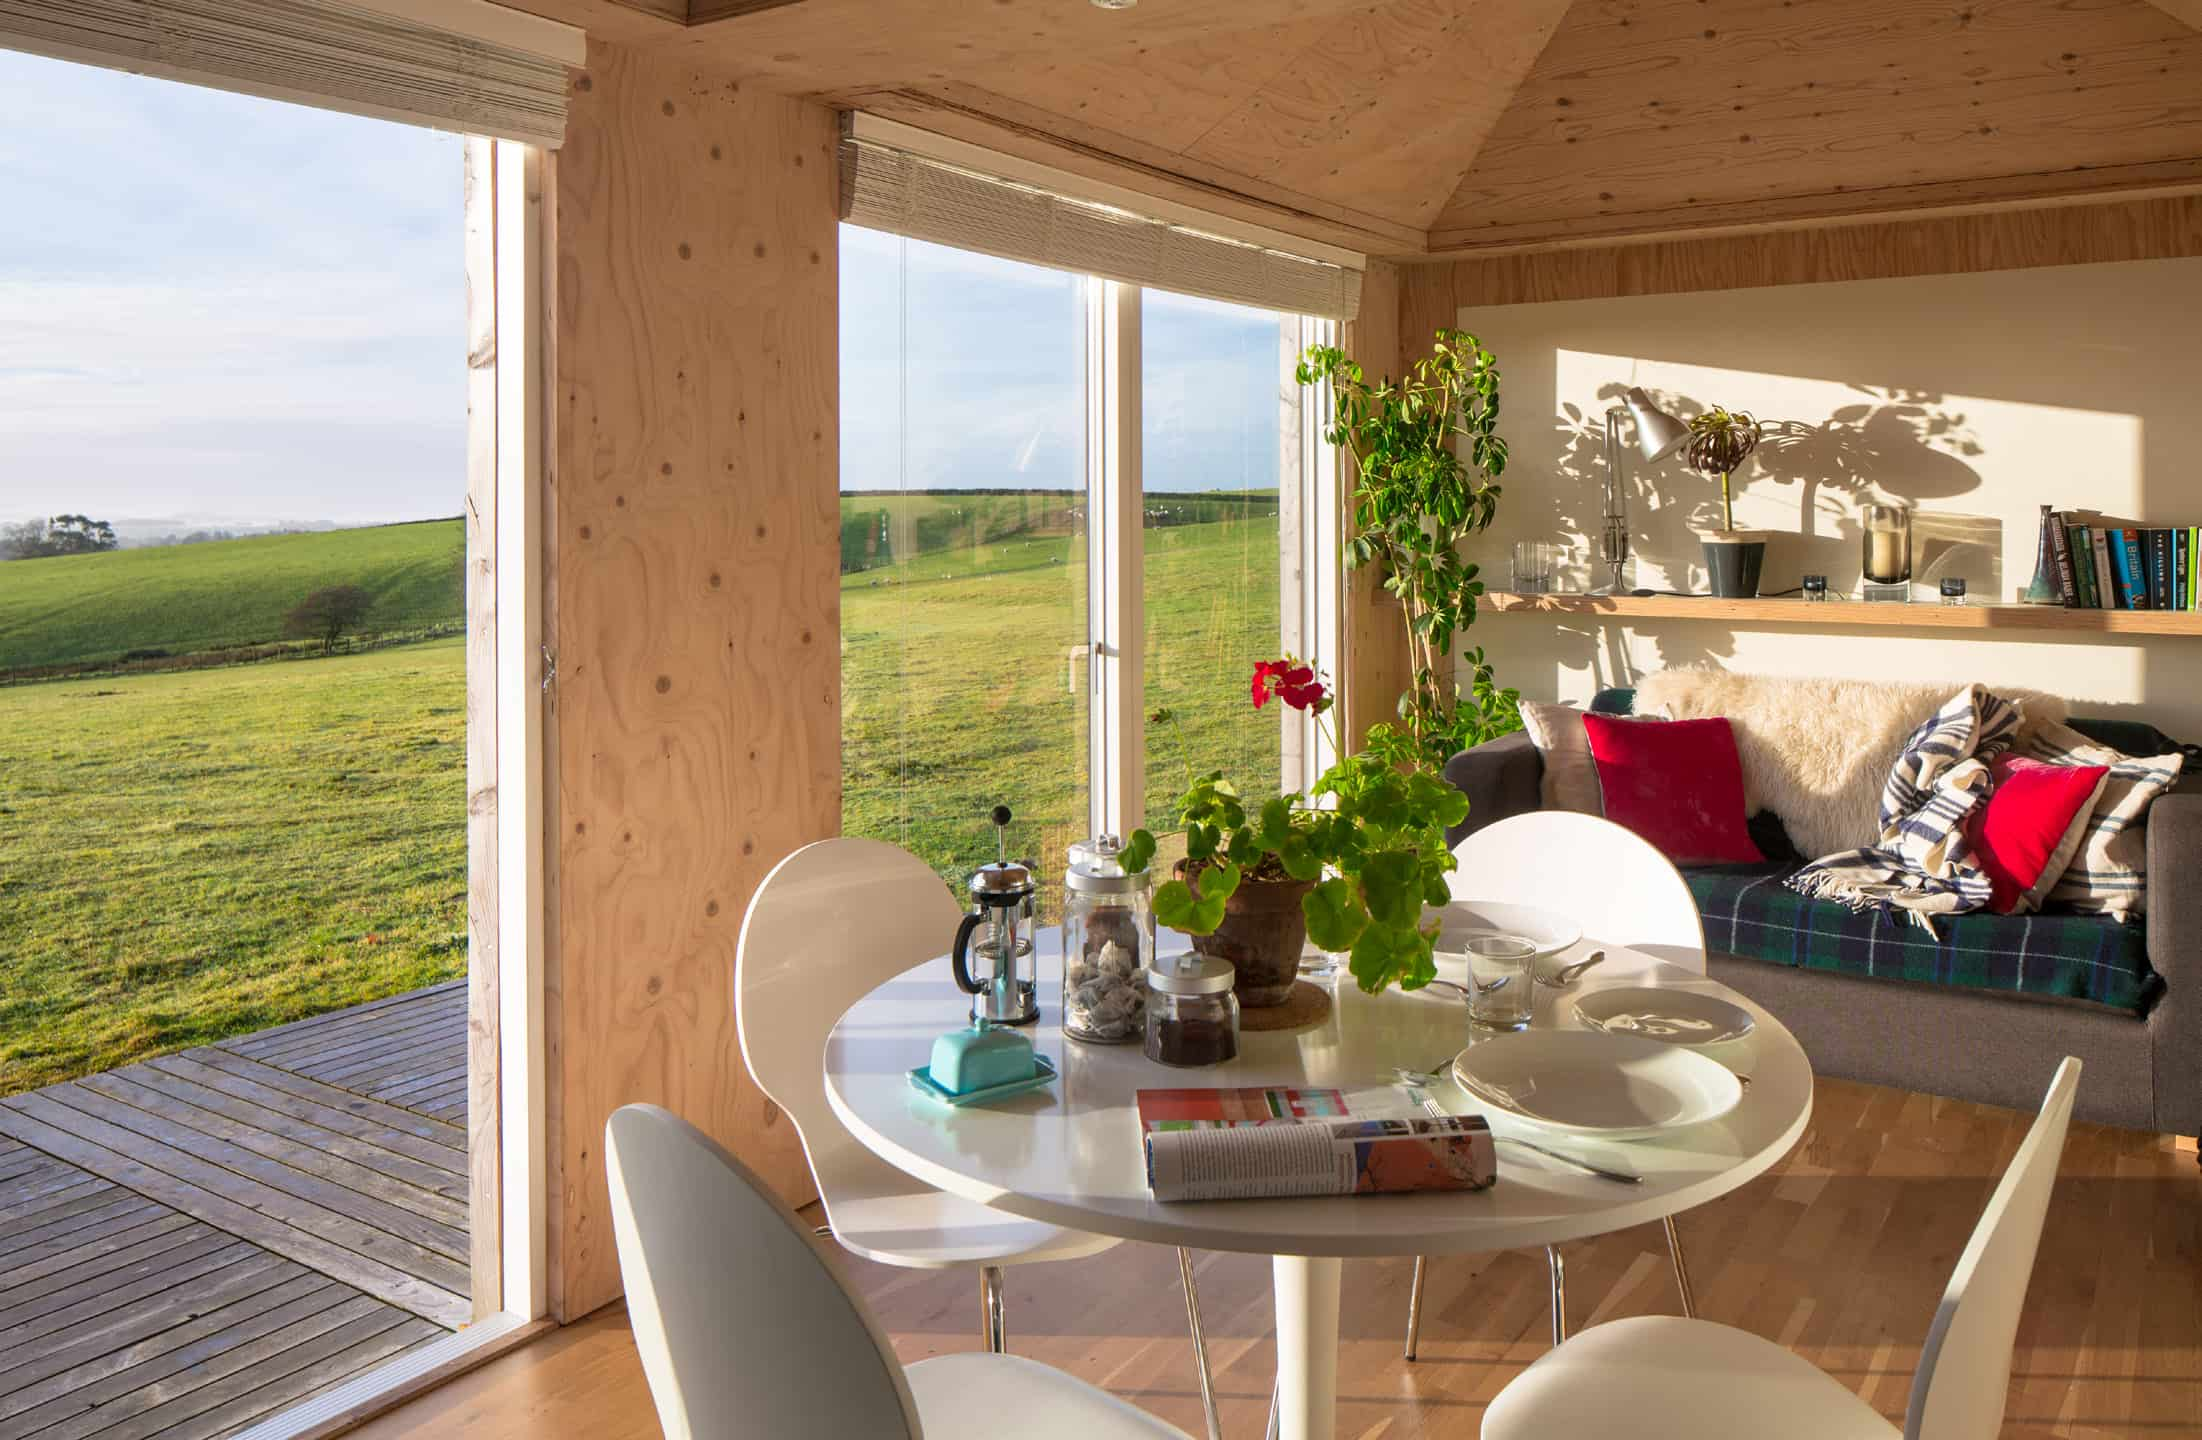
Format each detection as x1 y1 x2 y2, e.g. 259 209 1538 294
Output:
1144 953 1239 1067
1061 835 1153 1044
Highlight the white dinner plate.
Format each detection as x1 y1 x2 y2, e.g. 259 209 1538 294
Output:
1572 986 1756 1046
1450 1030 1744 1139
1428 900 1581 961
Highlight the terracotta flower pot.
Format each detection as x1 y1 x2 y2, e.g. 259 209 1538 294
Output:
1179 862 1314 1009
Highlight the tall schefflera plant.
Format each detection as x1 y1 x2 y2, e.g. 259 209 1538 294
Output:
1296 330 1519 770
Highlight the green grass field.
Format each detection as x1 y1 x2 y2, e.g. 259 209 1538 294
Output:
0 496 1289 1091
0 640 467 1093
0 519 464 671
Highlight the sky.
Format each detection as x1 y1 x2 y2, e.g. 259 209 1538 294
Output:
0 49 465 533
0 48 1295 539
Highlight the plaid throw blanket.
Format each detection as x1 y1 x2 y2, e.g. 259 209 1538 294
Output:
1789 684 2023 933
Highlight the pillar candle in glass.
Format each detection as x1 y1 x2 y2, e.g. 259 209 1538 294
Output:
1862 503 1912 584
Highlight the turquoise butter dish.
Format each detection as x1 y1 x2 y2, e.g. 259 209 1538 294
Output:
907 1053 1058 1108
928 1021 1037 1095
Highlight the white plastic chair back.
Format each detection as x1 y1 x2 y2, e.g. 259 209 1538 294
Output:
605 1103 920 1440
1904 1057 2082 1440
1451 811 1707 971
736 837 965 1184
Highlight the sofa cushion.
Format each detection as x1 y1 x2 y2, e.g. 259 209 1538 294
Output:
1685 862 2161 1015
1584 714 1764 866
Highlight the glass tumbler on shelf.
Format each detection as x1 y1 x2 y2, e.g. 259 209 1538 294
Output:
1511 541 1557 595
1457 935 1537 1031
1861 503 1913 585
1060 835 1153 1045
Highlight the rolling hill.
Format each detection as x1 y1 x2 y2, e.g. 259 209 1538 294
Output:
0 518 465 671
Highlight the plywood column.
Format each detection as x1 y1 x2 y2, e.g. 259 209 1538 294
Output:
1338 258 1410 753
547 39 838 1321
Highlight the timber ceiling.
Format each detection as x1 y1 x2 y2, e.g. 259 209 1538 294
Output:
527 0 2202 257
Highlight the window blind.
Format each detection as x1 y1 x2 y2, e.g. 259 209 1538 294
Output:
839 132 1363 321
0 0 581 147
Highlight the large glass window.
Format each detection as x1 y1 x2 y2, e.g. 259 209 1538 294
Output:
1140 292 1296 832
838 229 1089 884
839 228 1335 890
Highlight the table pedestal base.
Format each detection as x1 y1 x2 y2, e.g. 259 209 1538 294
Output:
1272 1255 1341 1440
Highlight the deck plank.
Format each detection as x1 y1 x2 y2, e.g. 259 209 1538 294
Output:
114 1064 466 1204
0 1097 467 1327
144 1054 464 1169
77 1072 468 1230
27 1084 468 1269
0 985 470 1437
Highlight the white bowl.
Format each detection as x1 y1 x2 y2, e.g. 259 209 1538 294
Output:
1451 1030 1744 1139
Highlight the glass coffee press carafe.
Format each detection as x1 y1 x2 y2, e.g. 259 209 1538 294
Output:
951 805 1039 1026
1061 834 1154 1044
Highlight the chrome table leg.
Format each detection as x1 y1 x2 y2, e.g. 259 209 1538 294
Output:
1546 1246 1567 1348
1403 1255 1427 1361
980 1264 1006 1353
1662 1215 1698 1318
1177 1248 1222 1440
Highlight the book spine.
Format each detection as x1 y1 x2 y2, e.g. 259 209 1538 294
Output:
2050 514 2078 607
2179 527 2191 612
2069 527 2098 609
2090 528 2117 609
2192 526 2200 611
2152 528 2174 610
2113 529 2142 608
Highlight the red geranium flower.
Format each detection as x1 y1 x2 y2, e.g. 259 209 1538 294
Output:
1250 658 1331 715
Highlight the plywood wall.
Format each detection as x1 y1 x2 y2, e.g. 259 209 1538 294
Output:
547 38 839 1321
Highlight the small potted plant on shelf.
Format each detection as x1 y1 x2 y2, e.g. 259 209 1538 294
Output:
1687 404 1768 598
1131 659 1470 1008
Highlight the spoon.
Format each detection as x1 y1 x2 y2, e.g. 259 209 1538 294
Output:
1538 949 1607 988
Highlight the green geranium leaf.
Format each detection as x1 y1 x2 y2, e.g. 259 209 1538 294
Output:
1359 849 1424 929
1302 876 1367 954
1185 822 1217 863
1152 879 1213 934
1258 795 1294 850
1225 826 1262 867
1347 922 1420 994
1119 828 1156 877
1277 833 1325 882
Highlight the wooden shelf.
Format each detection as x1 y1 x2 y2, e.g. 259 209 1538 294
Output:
1482 591 2202 637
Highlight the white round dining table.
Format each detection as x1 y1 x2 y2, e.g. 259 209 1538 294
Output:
823 933 1813 1440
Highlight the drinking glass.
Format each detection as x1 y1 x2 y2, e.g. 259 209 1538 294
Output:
1511 541 1556 595
1459 935 1536 1031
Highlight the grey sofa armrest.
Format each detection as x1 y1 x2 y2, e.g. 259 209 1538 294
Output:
1442 730 1542 849
2148 783 2202 1139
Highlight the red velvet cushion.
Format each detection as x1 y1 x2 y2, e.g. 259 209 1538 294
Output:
1964 754 2111 914
1581 714 1763 866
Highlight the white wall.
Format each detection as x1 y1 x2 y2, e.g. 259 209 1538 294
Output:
1457 256 2202 738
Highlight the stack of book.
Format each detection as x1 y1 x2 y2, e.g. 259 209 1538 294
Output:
2048 519 2201 610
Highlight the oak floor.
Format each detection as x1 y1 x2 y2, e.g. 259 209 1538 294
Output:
352 1075 2200 1439
0 984 469 1440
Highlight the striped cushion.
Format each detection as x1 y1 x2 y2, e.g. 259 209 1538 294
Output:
2023 720 2186 920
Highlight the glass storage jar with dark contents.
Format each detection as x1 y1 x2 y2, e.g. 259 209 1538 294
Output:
1144 953 1238 1068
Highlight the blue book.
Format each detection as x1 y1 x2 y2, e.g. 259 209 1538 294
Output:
2178 527 2190 612
2112 529 2146 609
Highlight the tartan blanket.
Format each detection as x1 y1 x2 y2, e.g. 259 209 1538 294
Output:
1687 866 2160 1014
1788 684 2023 933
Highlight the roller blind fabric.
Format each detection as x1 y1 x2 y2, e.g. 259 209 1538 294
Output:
0 0 577 147
839 133 1362 321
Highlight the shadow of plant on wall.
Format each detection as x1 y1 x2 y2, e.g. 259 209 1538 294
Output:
1548 382 1996 597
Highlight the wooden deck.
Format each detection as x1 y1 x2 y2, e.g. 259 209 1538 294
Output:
0 983 470 1440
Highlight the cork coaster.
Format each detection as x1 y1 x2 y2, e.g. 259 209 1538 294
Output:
1239 980 1333 1032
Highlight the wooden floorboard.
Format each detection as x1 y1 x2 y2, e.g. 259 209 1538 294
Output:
352 1076 2202 1440
0 985 469 1440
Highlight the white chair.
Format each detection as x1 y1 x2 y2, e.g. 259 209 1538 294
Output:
1406 810 1710 1359
607 1103 1192 1440
737 837 1220 1435
1483 1057 2083 1440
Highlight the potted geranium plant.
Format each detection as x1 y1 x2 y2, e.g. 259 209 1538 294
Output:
1130 659 1470 1006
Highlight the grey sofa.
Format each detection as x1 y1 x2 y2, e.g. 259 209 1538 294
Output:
1444 726 2201 1143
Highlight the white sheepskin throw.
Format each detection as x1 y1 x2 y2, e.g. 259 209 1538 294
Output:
1633 669 2068 860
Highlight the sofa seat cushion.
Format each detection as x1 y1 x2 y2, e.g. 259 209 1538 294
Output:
1684 863 2161 1015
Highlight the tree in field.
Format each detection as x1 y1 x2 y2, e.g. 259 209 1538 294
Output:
285 585 373 654
0 514 119 559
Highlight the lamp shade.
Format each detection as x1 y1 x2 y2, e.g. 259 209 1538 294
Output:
1622 387 1689 463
